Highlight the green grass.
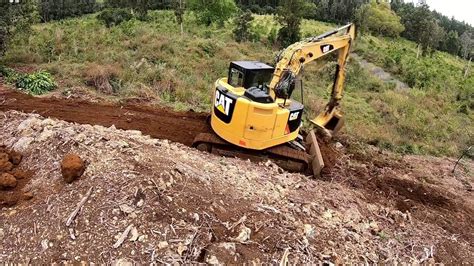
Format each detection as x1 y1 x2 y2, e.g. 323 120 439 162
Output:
1 11 472 157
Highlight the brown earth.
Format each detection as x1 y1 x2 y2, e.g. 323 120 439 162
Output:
0 86 473 264
0 86 210 147
61 153 86 183
0 146 32 207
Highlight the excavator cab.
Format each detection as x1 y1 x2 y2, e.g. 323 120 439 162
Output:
227 61 274 103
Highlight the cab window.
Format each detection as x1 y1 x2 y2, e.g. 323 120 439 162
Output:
229 68 244 87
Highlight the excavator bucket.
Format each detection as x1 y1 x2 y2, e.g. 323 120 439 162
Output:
305 130 324 177
310 110 344 138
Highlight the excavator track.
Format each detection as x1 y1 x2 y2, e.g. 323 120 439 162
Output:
192 132 311 173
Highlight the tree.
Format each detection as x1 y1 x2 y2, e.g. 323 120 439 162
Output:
313 0 368 24
440 30 461 56
276 0 315 47
355 0 404 37
233 10 253 42
0 0 38 56
173 0 186 34
187 0 238 26
460 31 473 59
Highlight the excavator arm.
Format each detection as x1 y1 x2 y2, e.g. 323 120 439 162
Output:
269 23 356 135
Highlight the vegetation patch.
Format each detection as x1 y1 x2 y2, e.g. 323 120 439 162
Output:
0 66 56 95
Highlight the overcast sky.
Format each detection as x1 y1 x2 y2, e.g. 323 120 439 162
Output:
424 0 474 26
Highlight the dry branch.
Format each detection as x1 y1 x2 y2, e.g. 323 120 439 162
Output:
66 187 93 227
113 224 134 249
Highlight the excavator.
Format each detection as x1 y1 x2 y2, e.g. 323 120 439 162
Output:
193 23 356 176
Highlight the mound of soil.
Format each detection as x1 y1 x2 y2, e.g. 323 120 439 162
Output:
61 153 85 183
0 146 33 208
0 173 17 189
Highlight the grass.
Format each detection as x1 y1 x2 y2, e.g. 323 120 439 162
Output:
1 11 472 157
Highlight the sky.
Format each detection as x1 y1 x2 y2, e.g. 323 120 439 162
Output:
424 0 474 26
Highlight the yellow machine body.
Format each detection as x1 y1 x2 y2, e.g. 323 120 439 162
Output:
210 24 356 151
211 78 302 150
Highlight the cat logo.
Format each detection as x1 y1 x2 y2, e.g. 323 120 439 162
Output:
321 44 333 53
215 90 234 116
289 111 300 121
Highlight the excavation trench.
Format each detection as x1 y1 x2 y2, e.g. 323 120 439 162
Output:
0 87 211 146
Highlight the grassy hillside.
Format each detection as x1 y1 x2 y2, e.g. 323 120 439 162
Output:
1 11 472 157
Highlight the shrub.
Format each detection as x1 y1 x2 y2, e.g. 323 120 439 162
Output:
188 0 238 26
1 66 56 95
16 71 56 95
84 64 122 94
233 11 254 42
355 1 404 37
97 8 133 28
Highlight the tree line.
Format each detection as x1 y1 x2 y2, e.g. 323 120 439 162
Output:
0 0 472 60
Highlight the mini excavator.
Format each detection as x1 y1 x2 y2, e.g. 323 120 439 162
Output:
193 24 356 176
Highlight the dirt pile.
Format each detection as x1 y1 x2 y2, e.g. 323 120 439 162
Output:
0 146 32 207
61 154 86 183
0 110 472 264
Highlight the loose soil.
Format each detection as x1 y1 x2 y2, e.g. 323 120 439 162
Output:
0 146 32 208
0 86 473 264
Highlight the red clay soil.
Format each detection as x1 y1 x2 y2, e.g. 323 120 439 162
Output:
0 146 33 208
0 86 338 168
0 86 211 147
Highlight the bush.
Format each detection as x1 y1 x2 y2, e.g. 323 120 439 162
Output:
16 71 56 95
1 66 55 95
84 63 122 94
97 8 133 28
188 0 238 26
233 11 254 42
355 2 404 37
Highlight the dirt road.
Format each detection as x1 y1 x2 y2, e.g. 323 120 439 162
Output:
0 86 211 146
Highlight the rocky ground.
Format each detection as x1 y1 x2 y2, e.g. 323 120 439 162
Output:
0 110 472 264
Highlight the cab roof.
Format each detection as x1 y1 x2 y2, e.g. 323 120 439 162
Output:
231 61 274 71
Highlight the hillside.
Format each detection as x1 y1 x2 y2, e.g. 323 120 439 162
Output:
1 11 471 157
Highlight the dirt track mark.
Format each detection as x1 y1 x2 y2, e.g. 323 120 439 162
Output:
0 87 211 146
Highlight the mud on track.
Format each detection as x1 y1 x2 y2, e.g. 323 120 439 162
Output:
0 87 211 147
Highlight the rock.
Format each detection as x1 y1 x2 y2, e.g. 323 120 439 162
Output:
0 173 17 189
369 221 380 234
304 224 315 237
0 158 13 172
233 225 251 243
335 142 343 149
61 154 86 183
13 137 34 152
17 117 42 135
129 227 139 242
8 151 22 165
112 258 133 266
37 129 55 142
9 169 29 180
204 242 237 264
158 241 169 249
119 204 135 214
206 255 220 264
23 192 34 200
0 228 4 240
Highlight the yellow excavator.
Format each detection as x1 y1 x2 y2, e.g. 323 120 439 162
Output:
193 23 356 176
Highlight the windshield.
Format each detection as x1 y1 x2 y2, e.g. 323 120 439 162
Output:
246 69 273 88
